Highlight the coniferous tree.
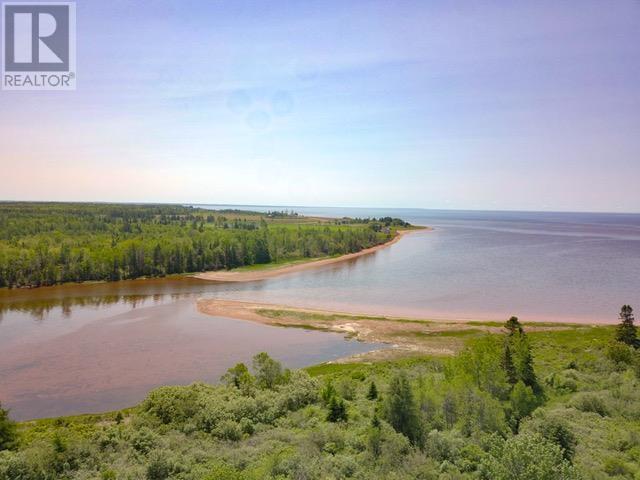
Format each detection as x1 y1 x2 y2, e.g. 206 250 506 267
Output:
515 333 542 395
367 381 378 400
502 342 518 386
367 414 383 457
505 316 523 335
327 396 348 422
615 305 637 347
384 371 422 446
0 403 17 451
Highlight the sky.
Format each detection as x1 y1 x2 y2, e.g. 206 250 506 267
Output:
1 0 639 212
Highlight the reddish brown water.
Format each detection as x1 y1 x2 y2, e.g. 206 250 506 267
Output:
2 208 640 420
0 285 380 420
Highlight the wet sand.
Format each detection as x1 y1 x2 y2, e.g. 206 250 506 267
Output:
194 229 423 282
197 298 586 360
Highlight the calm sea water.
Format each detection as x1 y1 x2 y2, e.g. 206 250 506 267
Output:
1 207 639 419
197 206 640 323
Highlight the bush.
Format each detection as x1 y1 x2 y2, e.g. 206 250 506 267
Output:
204 463 246 480
509 381 539 431
522 414 577 461
603 456 632 476
142 384 201 424
131 427 158 454
213 420 243 441
572 393 609 417
480 433 578 480
544 371 578 393
606 341 635 368
146 452 171 480
336 378 356 401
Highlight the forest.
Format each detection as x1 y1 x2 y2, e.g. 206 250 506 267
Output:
0 203 400 288
1 308 639 479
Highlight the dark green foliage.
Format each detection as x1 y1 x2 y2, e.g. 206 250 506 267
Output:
326 396 348 422
383 371 422 446
536 418 577 462
503 321 542 395
504 316 523 336
615 305 637 347
0 403 17 451
502 343 518 385
146 453 171 480
515 335 542 395
0 203 394 287
366 381 378 400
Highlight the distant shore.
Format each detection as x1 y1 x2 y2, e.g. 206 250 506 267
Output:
194 228 426 283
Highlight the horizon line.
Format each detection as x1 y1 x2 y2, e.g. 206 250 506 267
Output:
1 199 639 216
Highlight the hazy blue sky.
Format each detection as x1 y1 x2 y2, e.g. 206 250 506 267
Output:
1 0 639 211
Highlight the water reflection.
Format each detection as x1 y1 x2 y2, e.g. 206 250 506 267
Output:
2 208 640 419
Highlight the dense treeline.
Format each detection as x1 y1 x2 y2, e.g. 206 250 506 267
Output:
2 308 639 478
0 203 395 288
335 216 411 228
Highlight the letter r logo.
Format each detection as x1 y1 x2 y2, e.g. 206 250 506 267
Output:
3 3 72 71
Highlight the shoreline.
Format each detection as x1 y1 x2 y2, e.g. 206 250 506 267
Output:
194 228 425 283
197 298 593 360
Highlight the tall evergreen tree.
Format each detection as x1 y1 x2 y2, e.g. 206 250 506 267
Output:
327 396 348 422
514 333 542 395
502 342 518 385
384 371 422 446
0 403 17 451
367 381 378 400
615 305 637 347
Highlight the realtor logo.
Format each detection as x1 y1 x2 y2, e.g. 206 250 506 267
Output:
2 2 76 90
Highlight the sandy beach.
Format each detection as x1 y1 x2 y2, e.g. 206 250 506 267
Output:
197 298 584 360
194 228 423 283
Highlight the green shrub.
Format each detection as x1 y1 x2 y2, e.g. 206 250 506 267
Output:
572 393 609 417
544 372 578 393
203 463 246 480
131 427 158 454
213 420 242 441
142 384 201 424
480 433 578 480
603 456 632 476
606 341 635 368
146 452 171 480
